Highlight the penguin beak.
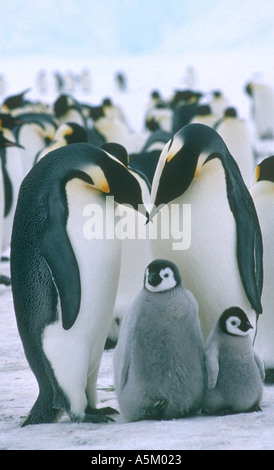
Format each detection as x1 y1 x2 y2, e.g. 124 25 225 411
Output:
243 321 253 332
98 151 147 215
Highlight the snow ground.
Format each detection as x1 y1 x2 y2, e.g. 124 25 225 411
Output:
1 52 274 451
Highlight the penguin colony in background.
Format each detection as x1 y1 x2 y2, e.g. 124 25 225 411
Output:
0 72 273 425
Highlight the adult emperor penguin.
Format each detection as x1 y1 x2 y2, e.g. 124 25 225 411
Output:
250 156 274 381
53 94 88 129
0 128 23 284
149 123 263 340
215 107 255 187
203 307 264 415
10 142 145 426
11 113 57 177
0 126 24 254
113 259 205 422
34 122 88 163
245 81 274 139
190 104 217 128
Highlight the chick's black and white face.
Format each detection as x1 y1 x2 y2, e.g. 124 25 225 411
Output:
220 307 253 337
225 316 250 336
144 261 180 293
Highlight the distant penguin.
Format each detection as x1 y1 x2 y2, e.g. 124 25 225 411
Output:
245 81 274 139
35 122 88 162
0 129 23 283
190 104 217 128
250 156 274 381
209 90 229 122
114 71 127 91
113 259 205 422
144 91 172 133
215 107 255 187
144 104 173 133
0 127 24 253
1 89 31 114
149 124 263 340
10 142 145 426
53 94 87 128
129 129 172 186
12 113 57 176
203 307 264 415
171 90 203 133
93 101 146 154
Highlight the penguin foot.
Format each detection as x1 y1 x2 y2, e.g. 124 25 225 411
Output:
0 275 11 286
83 406 119 423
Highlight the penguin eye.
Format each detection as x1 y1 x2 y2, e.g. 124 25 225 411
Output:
164 273 169 278
231 320 237 326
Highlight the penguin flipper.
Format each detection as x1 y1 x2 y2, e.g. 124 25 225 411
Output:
205 342 219 389
40 191 81 330
220 154 263 314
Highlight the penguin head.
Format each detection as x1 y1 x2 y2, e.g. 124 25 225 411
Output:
253 156 274 184
54 122 88 145
224 107 238 118
69 143 146 214
150 124 227 217
1 88 31 112
144 259 182 293
53 94 82 119
0 127 24 150
219 307 253 337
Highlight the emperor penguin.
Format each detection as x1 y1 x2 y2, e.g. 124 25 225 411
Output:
113 259 205 422
93 103 146 154
0 129 23 284
209 90 229 122
10 142 145 426
129 129 172 186
0 126 25 254
250 156 274 381
11 113 57 177
203 307 264 415
149 123 263 341
1 89 31 114
34 122 88 163
215 107 255 187
245 81 274 139
53 94 88 129
190 104 217 128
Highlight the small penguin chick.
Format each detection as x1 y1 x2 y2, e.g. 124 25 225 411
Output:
113 258 205 422
203 307 265 416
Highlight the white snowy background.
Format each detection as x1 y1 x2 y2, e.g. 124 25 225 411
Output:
1 0 274 451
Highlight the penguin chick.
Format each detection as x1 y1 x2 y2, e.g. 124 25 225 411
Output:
113 259 205 422
203 307 264 416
